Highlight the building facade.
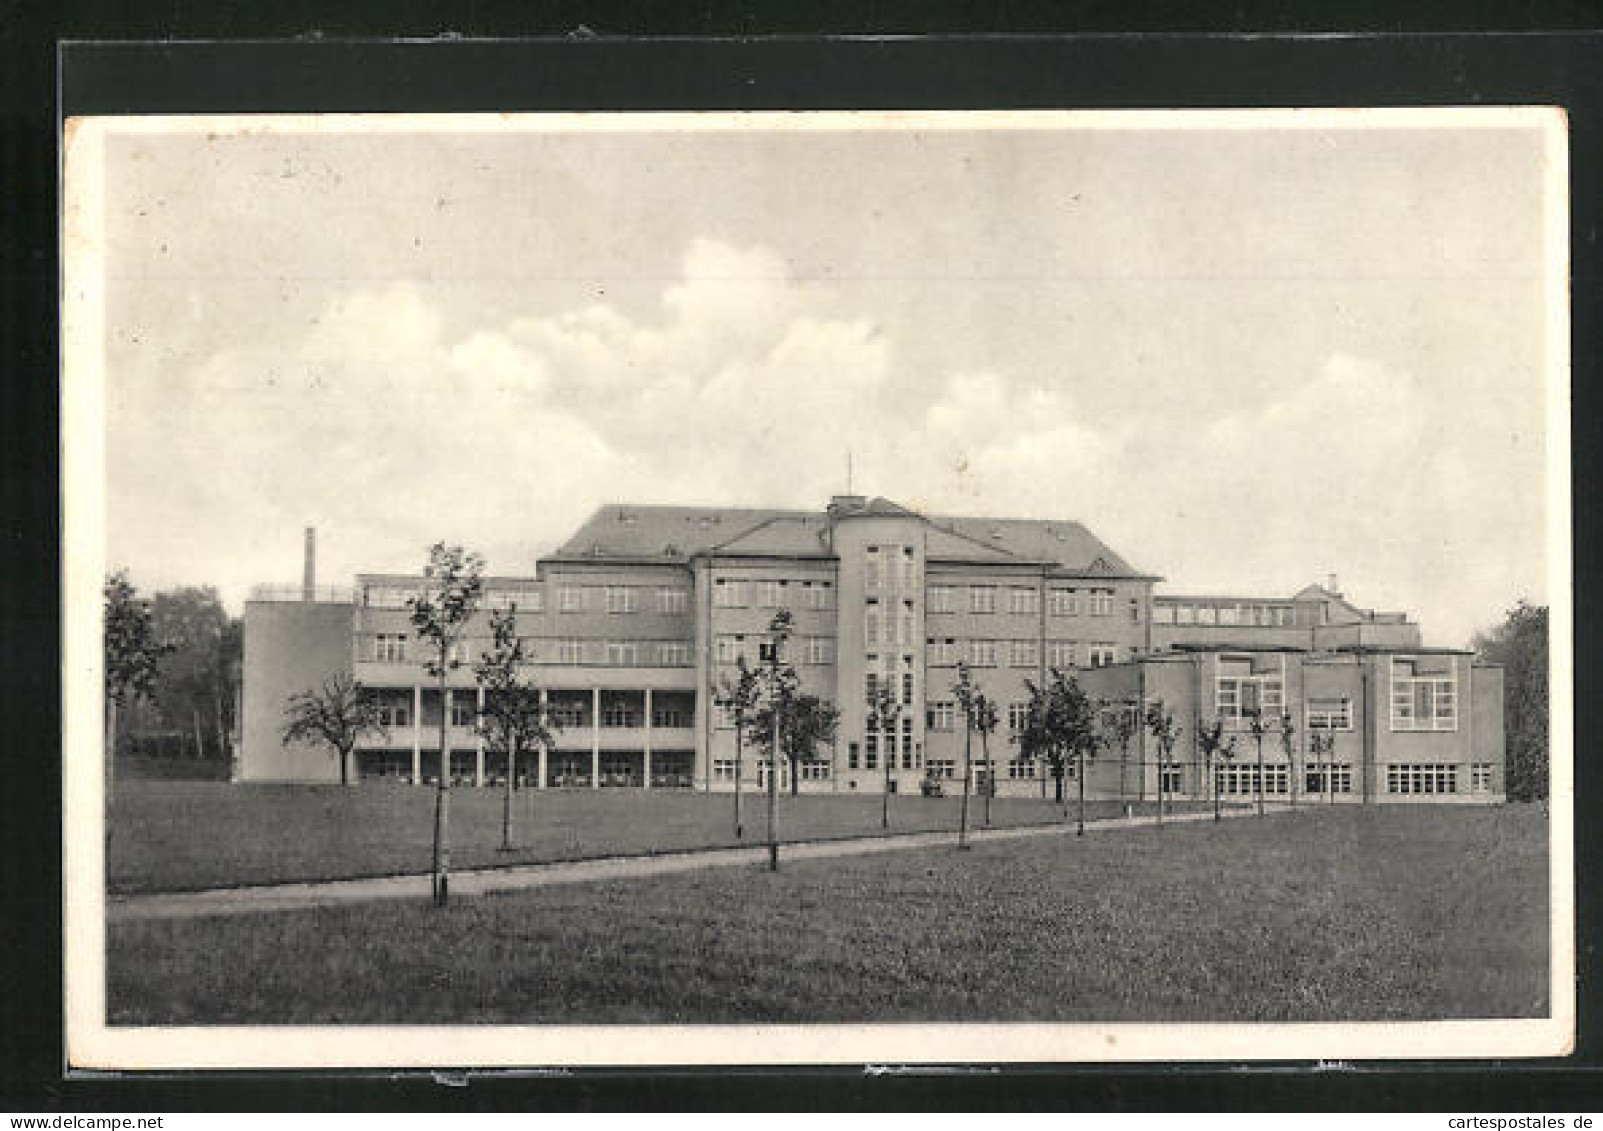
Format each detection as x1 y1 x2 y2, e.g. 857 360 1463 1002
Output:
240 495 1504 802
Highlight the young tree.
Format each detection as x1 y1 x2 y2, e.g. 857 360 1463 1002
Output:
1279 711 1298 808
104 571 166 795
974 691 1000 827
867 683 903 828
714 657 762 838
1196 716 1237 822
408 542 485 906
1143 699 1181 826
281 671 390 786
1101 699 1140 810
1055 671 1104 837
1308 729 1334 805
953 661 981 848
1246 708 1269 817
473 607 558 852
1472 600 1548 802
758 608 797 871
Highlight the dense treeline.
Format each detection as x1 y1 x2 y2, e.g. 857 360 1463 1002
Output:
1472 600 1548 803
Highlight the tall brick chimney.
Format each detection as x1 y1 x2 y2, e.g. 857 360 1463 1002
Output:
302 526 316 602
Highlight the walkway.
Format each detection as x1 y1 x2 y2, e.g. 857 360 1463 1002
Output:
106 804 1275 923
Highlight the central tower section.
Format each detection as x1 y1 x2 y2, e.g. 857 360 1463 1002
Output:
827 497 928 793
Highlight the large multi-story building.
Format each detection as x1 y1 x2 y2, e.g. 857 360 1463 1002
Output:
240 495 1505 803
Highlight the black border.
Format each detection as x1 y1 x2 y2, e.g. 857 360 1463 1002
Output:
4 13 1600 1114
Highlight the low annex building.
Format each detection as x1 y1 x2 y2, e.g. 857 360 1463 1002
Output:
240 495 1505 803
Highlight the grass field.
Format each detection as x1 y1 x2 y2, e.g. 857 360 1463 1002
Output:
107 780 1214 892
106 802 1549 1025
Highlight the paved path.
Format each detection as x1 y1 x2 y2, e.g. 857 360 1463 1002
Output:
107 804 1277 923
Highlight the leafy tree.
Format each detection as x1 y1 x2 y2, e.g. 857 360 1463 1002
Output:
473 607 558 852
104 571 167 794
867 683 903 828
1245 708 1270 816
1196 716 1237 821
1017 668 1102 835
754 691 841 800
408 542 485 906
1472 600 1549 802
1143 699 1181 826
281 671 389 786
714 657 763 837
149 587 233 761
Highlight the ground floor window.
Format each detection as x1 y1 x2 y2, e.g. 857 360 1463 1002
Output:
1305 763 1354 794
927 758 956 779
713 759 739 781
1008 758 1037 779
1471 763 1494 792
1215 763 1290 796
798 761 831 781
1387 763 1458 795
358 749 412 780
599 754 640 787
1160 767 1184 794
548 754 592 787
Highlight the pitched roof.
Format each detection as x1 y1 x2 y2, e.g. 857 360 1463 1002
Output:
547 498 1147 576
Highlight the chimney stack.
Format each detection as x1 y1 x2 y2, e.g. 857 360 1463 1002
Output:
303 526 316 601
1327 572 1340 597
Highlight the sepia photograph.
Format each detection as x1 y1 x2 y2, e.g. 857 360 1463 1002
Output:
61 108 1571 1067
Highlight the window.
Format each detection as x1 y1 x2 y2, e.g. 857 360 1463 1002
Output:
899 671 912 706
864 546 882 592
901 719 916 768
969 639 997 667
376 701 410 728
927 758 956 780
483 587 538 612
1160 766 1184 794
1048 589 1083 616
713 759 738 781
865 608 880 649
602 701 638 728
799 581 834 610
802 637 832 665
555 585 584 613
1089 589 1115 616
864 671 879 705
1391 659 1458 732
1008 758 1037 779
1305 763 1353 794
902 610 915 648
970 586 997 614
1215 763 1292 796
756 579 785 608
1088 643 1117 668
450 700 474 728
1009 587 1040 615
928 586 956 614
653 705 687 729
1008 702 1031 730
800 761 832 781
658 641 690 666
1130 598 1142 622
1216 658 1285 725
864 733 878 770
715 635 746 665
1047 640 1078 668
603 586 636 614
556 638 584 664
657 588 689 615
928 638 957 666
1010 639 1039 668
374 633 407 662
713 579 747 608
1471 763 1493 792
1386 763 1459 795
604 640 639 666
927 701 956 731
1152 603 1176 624
1306 697 1353 731
548 699 585 728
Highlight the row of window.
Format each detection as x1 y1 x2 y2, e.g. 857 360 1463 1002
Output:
715 634 835 666
713 578 836 610
368 633 692 667
1153 602 1297 627
372 700 693 730
926 585 1123 617
926 638 1120 668
711 759 831 783
363 584 694 615
1385 763 1494 794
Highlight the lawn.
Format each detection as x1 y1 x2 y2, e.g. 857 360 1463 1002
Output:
107 780 1213 893
106 802 1549 1025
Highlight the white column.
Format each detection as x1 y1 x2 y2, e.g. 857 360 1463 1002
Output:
643 688 653 790
538 688 549 790
475 684 485 787
411 683 422 785
591 687 601 789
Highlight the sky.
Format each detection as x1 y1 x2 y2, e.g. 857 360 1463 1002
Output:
91 112 1561 648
